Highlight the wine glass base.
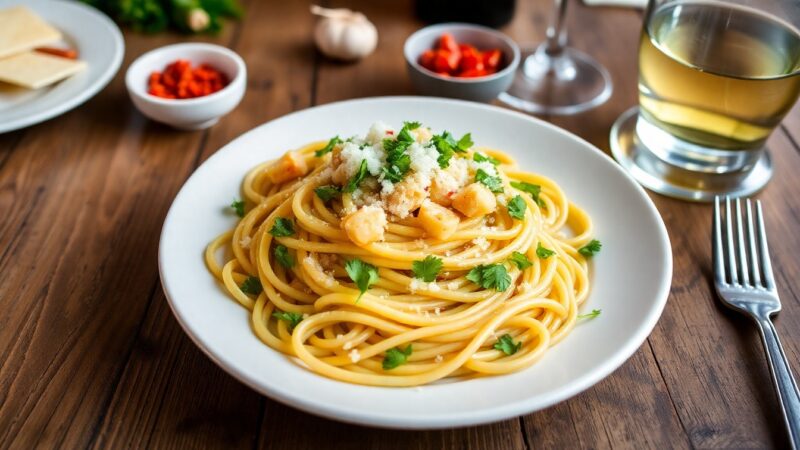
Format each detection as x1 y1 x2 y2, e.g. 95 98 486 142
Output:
498 46 613 115
610 107 773 202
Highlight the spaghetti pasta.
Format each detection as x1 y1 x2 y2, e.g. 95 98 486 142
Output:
206 121 597 387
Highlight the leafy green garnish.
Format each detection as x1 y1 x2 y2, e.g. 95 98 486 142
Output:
510 181 546 208
269 217 295 237
494 334 522 355
345 258 379 301
577 309 602 320
509 251 532 270
473 152 500 165
382 345 413 370
315 136 342 157
466 264 511 291
475 169 504 193
456 133 473 151
431 131 472 168
507 195 526 220
272 311 303 331
344 159 369 193
403 121 422 130
274 244 294 268
381 122 419 182
412 255 443 282
314 185 341 202
536 242 556 259
231 198 245 218
240 276 262 295
579 239 602 257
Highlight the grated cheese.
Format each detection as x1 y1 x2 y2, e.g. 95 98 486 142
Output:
348 349 361 363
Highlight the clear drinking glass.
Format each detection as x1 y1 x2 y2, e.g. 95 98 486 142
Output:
498 0 613 115
611 0 800 201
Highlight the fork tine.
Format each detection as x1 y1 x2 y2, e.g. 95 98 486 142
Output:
713 196 726 285
735 198 750 286
755 201 776 289
725 196 738 284
746 199 761 287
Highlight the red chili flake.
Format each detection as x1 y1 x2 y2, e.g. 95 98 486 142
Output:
147 59 229 100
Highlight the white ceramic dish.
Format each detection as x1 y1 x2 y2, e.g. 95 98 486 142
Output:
159 97 672 429
125 43 246 130
0 0 124 134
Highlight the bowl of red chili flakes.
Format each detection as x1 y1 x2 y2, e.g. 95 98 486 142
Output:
126 43 246 130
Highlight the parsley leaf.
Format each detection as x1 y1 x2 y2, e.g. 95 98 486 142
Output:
345 258 379 301
231 198 245 218
507 195 526 220
274 244 294 268
269 217 295 237
456 133 473 151
315 136 342 157
314 185 341 202
344 159 369 193
240 276 262 295
579 239 602 257
467 264 511 291
431 131 457 168
381 122 419 182
494 334 522 355
536 242 556 259
412 255 443 282
403 121 422 130
510 181 546 208
382 345 413 370
272 311 303 331
577 309 602 320
509 251 532 269
473 152 500 165
476 169 504 193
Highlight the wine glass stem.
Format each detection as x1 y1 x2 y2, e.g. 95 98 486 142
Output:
545 0 569 55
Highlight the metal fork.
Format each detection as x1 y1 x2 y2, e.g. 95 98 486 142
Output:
713 196 800 448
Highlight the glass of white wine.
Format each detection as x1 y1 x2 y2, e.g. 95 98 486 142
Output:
610 0 800 201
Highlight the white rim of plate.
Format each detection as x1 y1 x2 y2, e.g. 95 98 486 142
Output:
0 0 125 134
159 96 672 429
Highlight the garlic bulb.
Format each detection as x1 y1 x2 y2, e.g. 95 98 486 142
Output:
311 5 378 61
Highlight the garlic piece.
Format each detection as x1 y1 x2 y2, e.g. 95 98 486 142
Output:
311 5 378 61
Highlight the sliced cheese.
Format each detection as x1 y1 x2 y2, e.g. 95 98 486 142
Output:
0 51 86 89
0 6 62 59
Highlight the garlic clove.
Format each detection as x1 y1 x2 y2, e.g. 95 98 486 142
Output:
311 5 378 62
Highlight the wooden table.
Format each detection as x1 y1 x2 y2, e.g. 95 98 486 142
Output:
2 0 800 448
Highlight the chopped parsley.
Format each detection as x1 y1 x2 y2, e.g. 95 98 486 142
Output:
273 244 294 268
381 121 420 183
494 334 522 355
578 309 602 320
476 168 504 193
269 217 295 237
382 345 413 370
345 258 379 301
473 152 500 166
466 264 511 291
510 181 546 208
579 239 602 257
536 242 556 259
272 311 303 331
509 251 532 270
344 159 369 193
431 130 473 168
314 136 342 157
314 185 341 202
230 198 245 218
507 195 526 220
411 255 443 282
240 276 262 295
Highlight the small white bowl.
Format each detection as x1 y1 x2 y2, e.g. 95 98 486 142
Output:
126 43 246 130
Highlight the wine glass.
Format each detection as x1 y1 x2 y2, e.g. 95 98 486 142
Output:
498 0 613 115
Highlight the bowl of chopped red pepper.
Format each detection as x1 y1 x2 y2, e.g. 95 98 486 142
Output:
404 23 520 102
126 43 246 130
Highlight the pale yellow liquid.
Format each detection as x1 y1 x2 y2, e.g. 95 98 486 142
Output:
639 2 800 150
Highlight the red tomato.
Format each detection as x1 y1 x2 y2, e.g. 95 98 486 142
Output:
438 33 460 55
460 68 490 78
433 49 459 74
482 49 503 70
419 50 436 71
459 46 484 72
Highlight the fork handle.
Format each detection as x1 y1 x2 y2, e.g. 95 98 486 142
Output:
757 317 800 449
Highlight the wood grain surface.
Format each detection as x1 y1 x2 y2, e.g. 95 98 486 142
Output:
1 0 799 448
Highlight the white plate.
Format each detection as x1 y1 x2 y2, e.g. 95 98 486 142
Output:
159 97 672 429
0 0 124 133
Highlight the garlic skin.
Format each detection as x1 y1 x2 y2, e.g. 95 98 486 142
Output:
311 6 378 61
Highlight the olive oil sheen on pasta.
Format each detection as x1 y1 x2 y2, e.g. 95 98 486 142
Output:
638 2 800 150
